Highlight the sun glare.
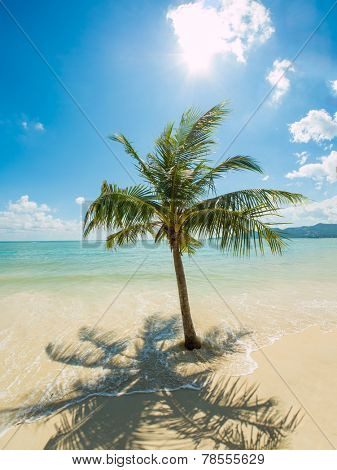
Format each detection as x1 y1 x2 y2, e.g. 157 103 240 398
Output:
167 0 275 76
168 3 223 75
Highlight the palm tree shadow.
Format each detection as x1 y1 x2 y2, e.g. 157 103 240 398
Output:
1 315 302 450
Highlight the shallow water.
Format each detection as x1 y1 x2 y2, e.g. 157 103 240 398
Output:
0 239 336 431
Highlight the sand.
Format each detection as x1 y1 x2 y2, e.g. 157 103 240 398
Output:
1 326 336 450
249 327 337 450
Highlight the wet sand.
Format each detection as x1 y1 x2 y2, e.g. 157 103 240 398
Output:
1 326 336 450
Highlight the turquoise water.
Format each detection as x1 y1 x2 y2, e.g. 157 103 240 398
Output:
1 238 336 291
0 239 337 429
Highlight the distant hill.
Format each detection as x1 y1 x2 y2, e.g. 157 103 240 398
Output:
278 223 337 238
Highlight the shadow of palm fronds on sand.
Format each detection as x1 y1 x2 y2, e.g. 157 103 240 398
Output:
1 315 302 450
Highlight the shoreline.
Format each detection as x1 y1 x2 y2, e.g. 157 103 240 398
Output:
1 326 336 450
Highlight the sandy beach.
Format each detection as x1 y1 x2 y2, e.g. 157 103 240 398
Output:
1 326 336 450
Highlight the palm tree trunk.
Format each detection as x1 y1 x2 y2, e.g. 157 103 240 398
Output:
172 241 201 350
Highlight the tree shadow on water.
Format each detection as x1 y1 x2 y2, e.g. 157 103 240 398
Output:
2 315 302 450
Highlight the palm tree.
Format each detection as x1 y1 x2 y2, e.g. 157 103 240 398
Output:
84 102 304 350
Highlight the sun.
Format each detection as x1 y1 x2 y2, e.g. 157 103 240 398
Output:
167 3 223 75
180 42 217 75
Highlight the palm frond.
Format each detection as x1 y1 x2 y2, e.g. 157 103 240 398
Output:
179 231 203 255
208 155 263 178
109 134 146 172
194 156 263 194
106 222 158 248
183 206 287 256
189 189 306 214
109 133 161 188
174 102 230 163
83 183 161 239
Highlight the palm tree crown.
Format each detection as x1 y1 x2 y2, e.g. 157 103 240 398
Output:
84 102 305 349
84 102 303 255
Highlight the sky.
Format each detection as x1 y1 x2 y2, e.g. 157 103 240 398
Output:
0 0 337 240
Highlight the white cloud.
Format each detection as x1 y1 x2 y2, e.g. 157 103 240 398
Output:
167 0 274 73
289 109 337 143
281 196 337 226
262 174 270 181
266 59 294 104
21 119 45 132
330 80 337 96
75 196 85 205
34 122 45 131
0 195 81 240
286 150 337 188
324 143 333 151
294 151 309 165
8 195 51 213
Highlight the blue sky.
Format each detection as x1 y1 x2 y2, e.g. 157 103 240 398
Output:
1 0 337 240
